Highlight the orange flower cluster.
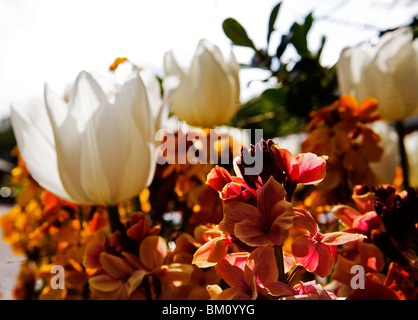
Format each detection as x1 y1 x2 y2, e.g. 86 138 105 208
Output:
1 151 110 299
301 94 384 217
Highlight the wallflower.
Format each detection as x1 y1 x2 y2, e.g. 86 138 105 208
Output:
206 165 255 203
271 145 328 198
281 281 337 300
235 139 283 190
302 95 383 205
209 247 295 300
291 208 366 277
219 177 295 247
11 64 159 206
86 233 194 299
164 39 240 127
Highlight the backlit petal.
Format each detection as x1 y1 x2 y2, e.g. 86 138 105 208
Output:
100 252 133 279
292 208 318 235
234 220 274 247
89 274 123 292
220 201 261 235
256 177 287 218
215 258 246 289
139 236 168 271
295 153 328 184
321 231 367 246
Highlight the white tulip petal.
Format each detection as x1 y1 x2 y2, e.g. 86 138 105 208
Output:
139 69 163 127
45 72 111 204
10 98 70 201
164 50 185 76
191 43 236 127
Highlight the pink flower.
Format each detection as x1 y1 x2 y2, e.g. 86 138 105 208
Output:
291 208 366 277
272 147 328 185
281 281 337 300
206 165 255 202
219 177 295 247
210 247 295 300
192 235 233 268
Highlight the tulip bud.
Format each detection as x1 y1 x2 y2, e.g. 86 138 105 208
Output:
164 39 240 127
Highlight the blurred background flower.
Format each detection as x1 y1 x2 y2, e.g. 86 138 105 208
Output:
164 39 240 128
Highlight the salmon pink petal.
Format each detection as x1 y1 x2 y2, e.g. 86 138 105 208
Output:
139 236 168 271
235 219 274 247
295 153 328 184
192 237 230 268
268 201 296 245
154 263 194 284
207 166 233 192
215 258 246 289
292 235 335 277
125 270 146 295
283 252 297 273
256 177 287 217
100 252 134 279
293 208 318 235
89 273 124 292
215 286 252 300
321 231 367 245
352 185 376 213
272 147 299 181
207 284 223 299
220 201 261 235
223 252 250 269
264 281 296 297
352 211 381 231
244 247 278 286
84 242 104 269
332 205 362 228
291 280 337 300
221 182 250 202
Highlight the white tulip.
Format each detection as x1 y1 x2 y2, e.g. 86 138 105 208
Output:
11 67 159 206
337 27 418 122
164 39 240 128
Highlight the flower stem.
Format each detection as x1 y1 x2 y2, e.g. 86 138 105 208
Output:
131 195 142 212
395 121 409 188
106 205 121 233
274 245 285 283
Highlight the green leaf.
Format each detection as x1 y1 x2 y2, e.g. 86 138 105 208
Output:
317 35 326 60
289 12 314 57
222 18 257 50
267 2 282 45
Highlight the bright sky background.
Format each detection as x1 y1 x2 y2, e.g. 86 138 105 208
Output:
1 0 418 120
